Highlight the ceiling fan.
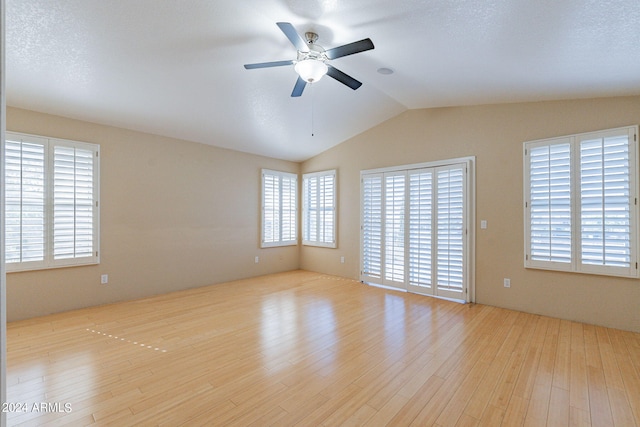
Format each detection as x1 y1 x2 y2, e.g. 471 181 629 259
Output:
244 22 374 97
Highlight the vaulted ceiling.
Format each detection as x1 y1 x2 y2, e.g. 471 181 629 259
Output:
7 0 640 161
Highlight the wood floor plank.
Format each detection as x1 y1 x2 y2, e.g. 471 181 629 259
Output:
607 388 638 427
363 393 409 427
596 326 625 391
5 270 639 426
501 395 528 426
477 403 506 427
514 315 549 401
388 374 446 425
584 324 615 426
569 321 592 424
487 312 538 411
463 310 526 420
553 319 572 392
608 328 640 426
548 386 570 427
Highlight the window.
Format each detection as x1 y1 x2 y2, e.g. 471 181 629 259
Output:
524 126 639 278
361 158 474 302
302 170 336 247
261 169 297 247
5 132 100 272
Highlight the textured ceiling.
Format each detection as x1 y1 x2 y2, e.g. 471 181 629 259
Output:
6 0 640 161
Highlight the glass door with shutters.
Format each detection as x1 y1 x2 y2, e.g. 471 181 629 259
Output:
361 160 472 302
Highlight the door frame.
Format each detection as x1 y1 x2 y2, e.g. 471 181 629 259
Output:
360 156 475 303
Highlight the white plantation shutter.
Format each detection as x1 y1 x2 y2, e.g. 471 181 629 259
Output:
361 174 383 280
408 170 433 289
261 170 297 247
527 141 572 266
436 166 465 295
579 133 632 272
524 126 638 278
303 176 317 242
303 170 336 247
53 145 96 261
4 137 47 266
262 173 280 244
384 172 406 286
281 175 296 242
4 132 100 272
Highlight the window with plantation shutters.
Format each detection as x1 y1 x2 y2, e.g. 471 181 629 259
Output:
261 169 297 247
361 158 474 302
524 126 639 278
302 170 336 247
4 132 100 272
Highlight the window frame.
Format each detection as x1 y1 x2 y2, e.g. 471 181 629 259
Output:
302 169 337 248
523 126 639 278
261 169 298 248
5 131 100 272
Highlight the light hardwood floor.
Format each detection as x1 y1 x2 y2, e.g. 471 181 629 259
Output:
6 270 640 426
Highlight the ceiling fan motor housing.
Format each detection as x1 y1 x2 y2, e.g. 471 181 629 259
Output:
296 41 328 63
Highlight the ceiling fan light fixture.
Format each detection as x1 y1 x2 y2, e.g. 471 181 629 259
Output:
295 59 328 83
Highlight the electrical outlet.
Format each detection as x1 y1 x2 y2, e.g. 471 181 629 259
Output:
481 220 487 229
504 278 511 288
255 256 259 264
340 256 345 264
101 274 108 285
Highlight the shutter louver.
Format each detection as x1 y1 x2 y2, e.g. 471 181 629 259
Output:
436 167 464 291
362 175 382 279
580 135 631 267
529 143 572 263
409 170 433 288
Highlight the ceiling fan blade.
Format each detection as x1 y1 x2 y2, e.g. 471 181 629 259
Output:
326 65 362 90
291 76 307 97
325 38 374 60
244 60 294 69
276 22 309 52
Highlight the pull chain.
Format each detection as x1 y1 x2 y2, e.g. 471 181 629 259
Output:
311 83 315 137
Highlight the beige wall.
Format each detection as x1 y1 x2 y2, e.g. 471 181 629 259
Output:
301 96 640 333
7 97 640 332
6 107 300 321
